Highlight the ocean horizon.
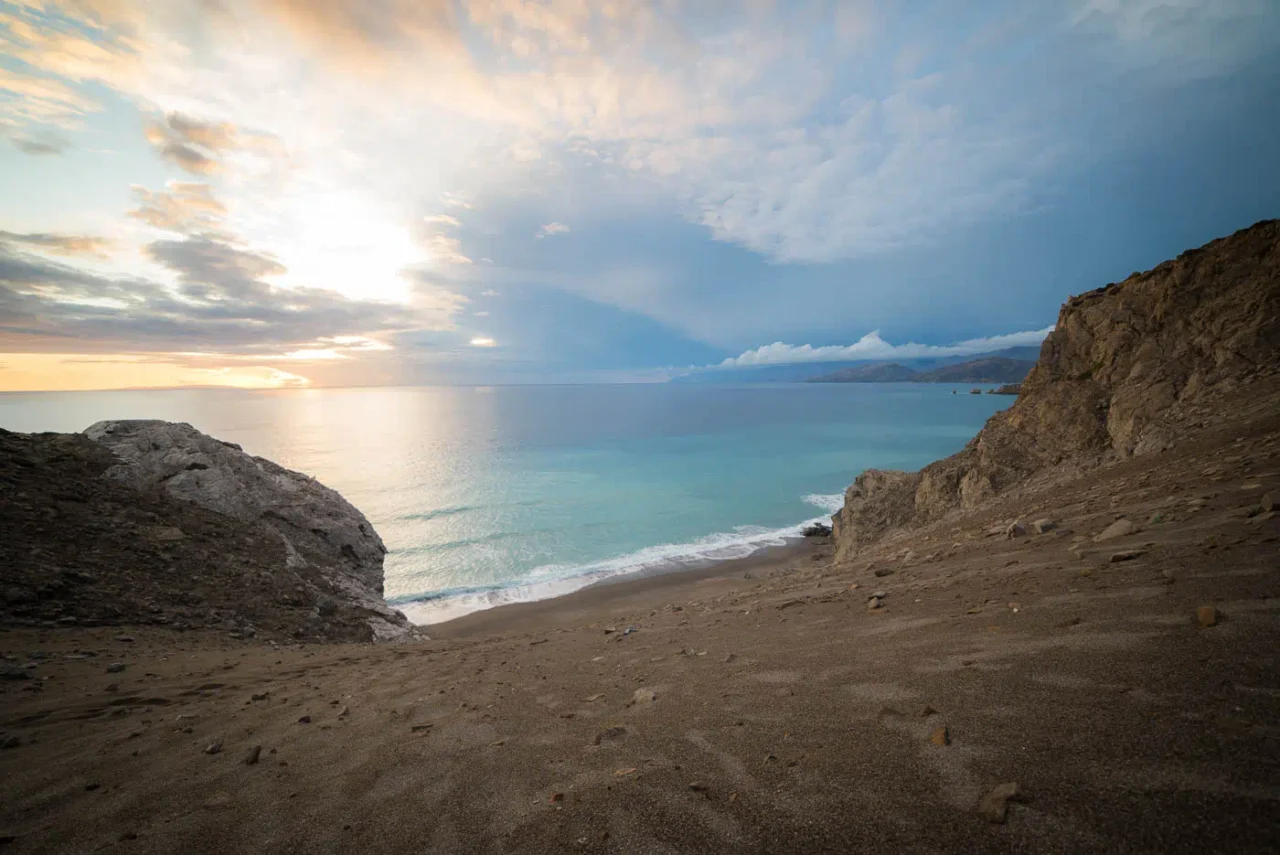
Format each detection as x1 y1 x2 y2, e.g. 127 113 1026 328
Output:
0 383 1010 623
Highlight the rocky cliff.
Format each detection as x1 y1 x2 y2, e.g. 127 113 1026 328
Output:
1 421 416 642
833 219 1280 559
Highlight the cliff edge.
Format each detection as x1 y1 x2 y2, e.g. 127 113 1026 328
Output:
833 219 1280 559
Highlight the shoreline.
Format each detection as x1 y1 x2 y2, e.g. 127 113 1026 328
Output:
424 536 827 639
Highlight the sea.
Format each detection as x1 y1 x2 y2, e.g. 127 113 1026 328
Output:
0 384 1010 623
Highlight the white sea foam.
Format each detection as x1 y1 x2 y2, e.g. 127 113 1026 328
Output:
398 493 844 625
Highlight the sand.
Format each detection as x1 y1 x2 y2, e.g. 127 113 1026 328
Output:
2 414 1279 853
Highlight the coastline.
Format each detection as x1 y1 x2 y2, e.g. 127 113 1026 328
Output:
425 536 827 639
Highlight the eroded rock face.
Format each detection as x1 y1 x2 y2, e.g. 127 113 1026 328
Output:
83 420 413 641
833 219 1280 560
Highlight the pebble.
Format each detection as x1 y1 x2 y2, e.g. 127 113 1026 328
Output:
1094 519 1138 542
1196 606 1218 628
203 740 222 755
250 692 269 702
243 745 262 765
873 568 895 578
297 715 311 724
114 636 135 643
919 704 938 717
593 726 627 745
930 726 950 746
1032 518 1056 534
337 706 350 718
2 735 20 749
631 688 656 705
105 663 126 674
978 782 1020 823
1109 550 1146 563
867 597 882 611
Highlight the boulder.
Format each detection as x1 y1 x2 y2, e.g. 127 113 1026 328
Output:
83 420 414 641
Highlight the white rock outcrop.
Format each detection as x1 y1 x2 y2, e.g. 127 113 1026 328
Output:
84 420 414 641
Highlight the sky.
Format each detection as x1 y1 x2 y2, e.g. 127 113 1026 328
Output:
0 0 1277 391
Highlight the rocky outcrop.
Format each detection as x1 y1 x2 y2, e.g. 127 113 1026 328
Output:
81 420 413 641
0 422 415 641
833 219 1280 559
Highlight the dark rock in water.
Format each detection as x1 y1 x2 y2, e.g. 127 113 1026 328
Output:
833 220 1280 561
992 383 1022 395
801 522 832 537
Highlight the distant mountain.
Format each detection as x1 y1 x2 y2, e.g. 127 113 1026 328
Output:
915 357 1036 383
670 343 1048 385
806 355 1036 384
807 363 920 383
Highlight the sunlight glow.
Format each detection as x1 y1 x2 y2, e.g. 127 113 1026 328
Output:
469 337 496 347
270 193 420 304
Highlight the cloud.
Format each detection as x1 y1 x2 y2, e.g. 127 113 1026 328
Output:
11 135 69 155
714 327 1054 369
536 222 570 239
0 230 114 259
469 336 496 347
128 182 227 234
144 112 238 174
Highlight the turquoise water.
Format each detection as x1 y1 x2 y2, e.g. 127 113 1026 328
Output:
0 384 1009 622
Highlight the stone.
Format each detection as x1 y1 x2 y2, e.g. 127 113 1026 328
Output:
867 597 882 612
337 705 350 718
1 735 20 749
930 726 950 746
297 715 311 724
203 740 222 755
1005 521 1026 539
83 420 414 642
250 692 269 701
919 704 938 717
1196 606 1218 628
630 688 656 705
873 568 895 578
1094 519 1138 542
114 635 135 643
105 663 125 673
1 667 30 682
593 726 627 746
978 782 1020 823
1032 518 1056 534
243 745 262 765
1109 550 1146 563
1260 491 1278 513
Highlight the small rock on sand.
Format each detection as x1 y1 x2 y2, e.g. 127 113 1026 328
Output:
1005 521 1026 539
978 782 1020 823
593 726 627 746
1196 606 1218 628
105 663 125 674
1094 519 1137 542
1110 549 1146 563
203 740 222 755
1032 518 1056 534
243 745 262 765
867 597 882 611
631 688 656 705
873 568 894 578
930 726 950 746
919 704 938 717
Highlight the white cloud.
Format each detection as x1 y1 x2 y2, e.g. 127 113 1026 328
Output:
469 336 496 347
481 289 499 297
536 221 571 239
474 310 490 317
714 326 1054 369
